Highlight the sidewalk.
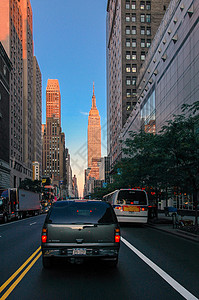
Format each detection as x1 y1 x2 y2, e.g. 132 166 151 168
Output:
147 213 199 242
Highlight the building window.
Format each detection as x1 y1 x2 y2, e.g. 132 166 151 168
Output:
126 102 131 110
126 90 131 97
132 13 136 22
141 52 146 60
132 26 136 35
140 1 145 9
141 39 145 47
132 64 137 73
3 65 7 76
126 13 130 22
126 26 130 34
140 26 145 35
126 51 131 60
141 14 145 22
146 27 151 35
146 1 151 10
132 39 136 47
132 51 136 60
146 14 151 23
132 77 136 86
126 64 131 72
132 2 136 9
126 0 130 9
146 39 151 47
132 89 137 96
126 76 131 85
126 38 131 47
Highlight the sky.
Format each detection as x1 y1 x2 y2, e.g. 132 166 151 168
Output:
31 0 108 196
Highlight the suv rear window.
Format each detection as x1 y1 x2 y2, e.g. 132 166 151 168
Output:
117 190 147 205
46 201 117 224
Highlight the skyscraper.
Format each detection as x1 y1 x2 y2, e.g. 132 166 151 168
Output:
42 79 66 189
106 0 171 168
42 117 66 187
46 79 61 125
87 83 101 174
0 42 12 188
0 0 42 187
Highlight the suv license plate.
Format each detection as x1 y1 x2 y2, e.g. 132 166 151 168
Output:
73 248 86 255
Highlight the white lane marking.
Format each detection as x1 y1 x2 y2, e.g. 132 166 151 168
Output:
30 222 36 226
0 215 44 227
121 237 199 300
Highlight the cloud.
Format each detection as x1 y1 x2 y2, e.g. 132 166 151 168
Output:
80 111 89 116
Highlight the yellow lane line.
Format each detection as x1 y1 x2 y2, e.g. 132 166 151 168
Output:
0 251 42 300
0 246 41 294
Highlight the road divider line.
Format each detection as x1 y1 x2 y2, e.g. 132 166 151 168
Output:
121 237 199 300
0 252 42 300
30 222 36 226
0 246 41 294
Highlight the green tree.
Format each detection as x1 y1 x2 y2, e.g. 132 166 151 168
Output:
161 101 199 225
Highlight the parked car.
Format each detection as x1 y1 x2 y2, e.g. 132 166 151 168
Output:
41 200 121 268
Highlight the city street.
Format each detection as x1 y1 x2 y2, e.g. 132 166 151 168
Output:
0 215 199 300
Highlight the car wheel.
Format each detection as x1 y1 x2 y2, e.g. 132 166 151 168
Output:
4 215 8 223
42 256 52 268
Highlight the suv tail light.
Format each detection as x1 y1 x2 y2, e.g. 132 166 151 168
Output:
42 228 47 243
115 228 120 243
141 207 148 211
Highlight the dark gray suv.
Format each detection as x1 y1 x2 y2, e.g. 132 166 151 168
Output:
41 200 120 268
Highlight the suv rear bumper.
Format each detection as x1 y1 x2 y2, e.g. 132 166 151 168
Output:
42 245 119 259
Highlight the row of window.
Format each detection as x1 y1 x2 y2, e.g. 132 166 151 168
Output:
126 38 151 48
126 25 151 35
126 13 151 23
126 76 137 86
126 89 137 98
126 51 146 61
126 1 151 10
126 64 137 73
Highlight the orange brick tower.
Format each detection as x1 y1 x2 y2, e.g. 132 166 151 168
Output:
46 79 61 125
87 83 101 179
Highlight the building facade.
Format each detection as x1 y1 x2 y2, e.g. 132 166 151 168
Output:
106 0 171 168
33 56 42 179
46 79 61 125
0 0 42 187
99 157 110 184
65 148 75 198
0 42 12 188
42 117 66 188
72 175 79 199
122 0 199 140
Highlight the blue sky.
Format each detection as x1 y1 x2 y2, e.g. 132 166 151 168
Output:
31 0 108 195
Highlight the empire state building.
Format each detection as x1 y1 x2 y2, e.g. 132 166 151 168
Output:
87 84 101 179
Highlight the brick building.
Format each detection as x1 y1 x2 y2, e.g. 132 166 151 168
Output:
0 0 42 187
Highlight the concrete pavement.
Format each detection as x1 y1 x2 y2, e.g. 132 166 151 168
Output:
147 212 199 242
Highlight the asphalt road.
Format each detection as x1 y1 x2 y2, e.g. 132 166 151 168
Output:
0 215 199 300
